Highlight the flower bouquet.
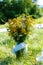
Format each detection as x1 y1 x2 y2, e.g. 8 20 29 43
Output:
8 14 34 58
8 14 34 43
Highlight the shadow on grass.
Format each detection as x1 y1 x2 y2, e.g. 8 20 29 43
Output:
0 56 12 65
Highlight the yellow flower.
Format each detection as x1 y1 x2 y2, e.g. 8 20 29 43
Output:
8 19 12 24
11 27 16 32
17 17 22 22
12 18 17 24
21 28 26 33
8 14 34 39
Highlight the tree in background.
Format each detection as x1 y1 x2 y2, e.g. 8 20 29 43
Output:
29 3 41 18
0 0 42 23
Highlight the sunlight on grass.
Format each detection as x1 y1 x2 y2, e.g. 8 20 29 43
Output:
0 19 43 65
0 25 6 29
35 17 43 24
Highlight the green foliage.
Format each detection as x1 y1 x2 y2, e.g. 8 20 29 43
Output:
0 2 7 23
4 0 12 4
29 4 41 18
0 0 41 24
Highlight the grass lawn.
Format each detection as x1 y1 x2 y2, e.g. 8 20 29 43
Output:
0 25 6 29
0 28 43 65
0 17 43 65
35 17 43 24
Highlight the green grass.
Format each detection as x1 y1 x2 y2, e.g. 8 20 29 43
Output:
35 17 43 24
0 25 6 29
0 32 16 48
0 29 43 65
0 20 43 65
